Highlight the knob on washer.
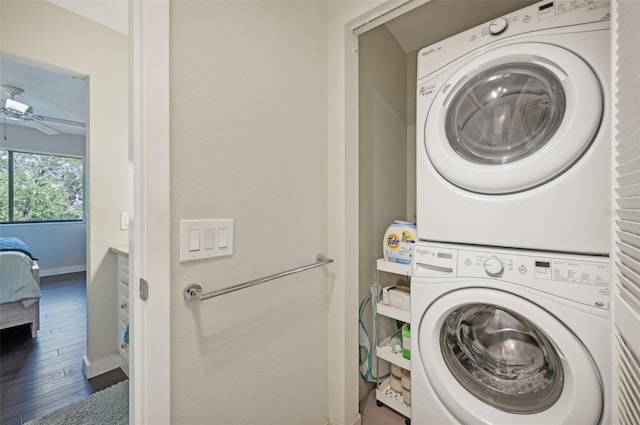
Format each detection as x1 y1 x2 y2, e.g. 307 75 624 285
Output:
484 257 504 276
489 18 508 35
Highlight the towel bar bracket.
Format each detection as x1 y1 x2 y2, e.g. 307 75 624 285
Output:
184 283 203 301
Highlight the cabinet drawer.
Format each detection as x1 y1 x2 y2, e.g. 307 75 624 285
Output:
118 283 129 322
117 319 129 360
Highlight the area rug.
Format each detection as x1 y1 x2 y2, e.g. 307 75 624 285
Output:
25 380 128 425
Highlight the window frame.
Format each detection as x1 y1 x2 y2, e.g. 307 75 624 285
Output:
1 148 86 224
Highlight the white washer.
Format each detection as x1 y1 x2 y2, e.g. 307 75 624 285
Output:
410 242 611 425
416 0 611 255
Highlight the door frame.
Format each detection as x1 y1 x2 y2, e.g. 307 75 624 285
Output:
337 2 431 424
129 1 171 423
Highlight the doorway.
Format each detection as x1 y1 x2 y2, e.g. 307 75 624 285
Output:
1 0 132 421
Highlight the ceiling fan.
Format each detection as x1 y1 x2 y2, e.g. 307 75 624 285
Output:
0 85 86 136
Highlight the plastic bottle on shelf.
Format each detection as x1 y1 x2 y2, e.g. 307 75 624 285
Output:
402 323 411 360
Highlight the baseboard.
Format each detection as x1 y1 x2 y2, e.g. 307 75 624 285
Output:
40 265 86 277
348 414 362 425
82 354 125 379
325 413 361 425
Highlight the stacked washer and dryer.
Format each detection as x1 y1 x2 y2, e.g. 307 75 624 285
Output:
411 1 612 424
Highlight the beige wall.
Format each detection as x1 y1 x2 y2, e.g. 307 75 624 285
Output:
406 51 418 221
357 23 408 399
170 2 330 423
0 1 128 369
358 23 408 303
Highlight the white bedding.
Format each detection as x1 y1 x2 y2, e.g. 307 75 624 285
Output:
0 251 41 307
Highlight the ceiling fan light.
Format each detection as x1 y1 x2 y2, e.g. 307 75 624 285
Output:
5 98 31 114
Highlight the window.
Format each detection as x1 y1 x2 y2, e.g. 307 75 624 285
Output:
0 149 84 223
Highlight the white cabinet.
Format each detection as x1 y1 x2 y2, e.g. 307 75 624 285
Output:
375 259 411 424
115 251 130 376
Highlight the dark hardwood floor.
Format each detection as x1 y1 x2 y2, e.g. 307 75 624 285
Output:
0 272 128 425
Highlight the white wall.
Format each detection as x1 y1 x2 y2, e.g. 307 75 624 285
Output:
1 222 86 276
1 0 128 371
170 2 329 424
1 125 86 275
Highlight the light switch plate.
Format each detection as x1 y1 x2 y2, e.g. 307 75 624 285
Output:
180 219 234 262
120 212 129 230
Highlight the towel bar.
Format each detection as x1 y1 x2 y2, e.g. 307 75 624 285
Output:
183 253 333 301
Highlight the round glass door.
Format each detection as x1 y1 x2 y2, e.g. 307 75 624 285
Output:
424 43 603 194
440 304 564 413
416 288 603 425
445 63 566 165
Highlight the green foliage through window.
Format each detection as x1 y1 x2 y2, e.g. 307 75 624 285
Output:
1 149 84 222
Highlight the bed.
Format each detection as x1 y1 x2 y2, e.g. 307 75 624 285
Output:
0 237 41 338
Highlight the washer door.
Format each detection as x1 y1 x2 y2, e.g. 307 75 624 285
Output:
417 288 603 425
424 42 602 194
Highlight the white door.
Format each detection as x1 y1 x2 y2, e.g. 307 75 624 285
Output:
129 1 171 424
417 287 603 425
611 0 640 422
424 42 603 194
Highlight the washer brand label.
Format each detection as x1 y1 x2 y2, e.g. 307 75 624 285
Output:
419 84 436 96
421 47 437 57
386 233 401 250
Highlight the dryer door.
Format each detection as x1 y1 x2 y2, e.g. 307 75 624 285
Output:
424 42 602 194
416 287 603 425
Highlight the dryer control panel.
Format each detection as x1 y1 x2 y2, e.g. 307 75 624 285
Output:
413 243 610 310
417 0 610 81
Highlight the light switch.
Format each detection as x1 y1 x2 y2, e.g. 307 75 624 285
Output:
204 228 215 250
180 219 233 262
218 227 229 248
120 212 129 230
189 229 201 251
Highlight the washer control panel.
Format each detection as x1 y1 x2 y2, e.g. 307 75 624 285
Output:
413 243 610 309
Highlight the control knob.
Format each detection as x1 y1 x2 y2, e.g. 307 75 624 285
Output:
489 18 508 35
484 257 504 277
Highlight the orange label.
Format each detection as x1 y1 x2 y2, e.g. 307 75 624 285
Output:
386 233 401 250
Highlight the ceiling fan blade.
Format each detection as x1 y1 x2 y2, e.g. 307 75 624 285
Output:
35 115 85 136
23 118 61 135
36 115 86 129
31 115 87 128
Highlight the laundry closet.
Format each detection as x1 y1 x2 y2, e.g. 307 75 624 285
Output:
356 0 602 419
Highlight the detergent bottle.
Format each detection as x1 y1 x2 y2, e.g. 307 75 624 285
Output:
383 220 417 265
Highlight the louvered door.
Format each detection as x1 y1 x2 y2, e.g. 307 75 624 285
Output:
612 1 640 423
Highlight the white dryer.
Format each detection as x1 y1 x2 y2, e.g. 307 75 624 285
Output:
416 0 611 255
410 242 611 425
